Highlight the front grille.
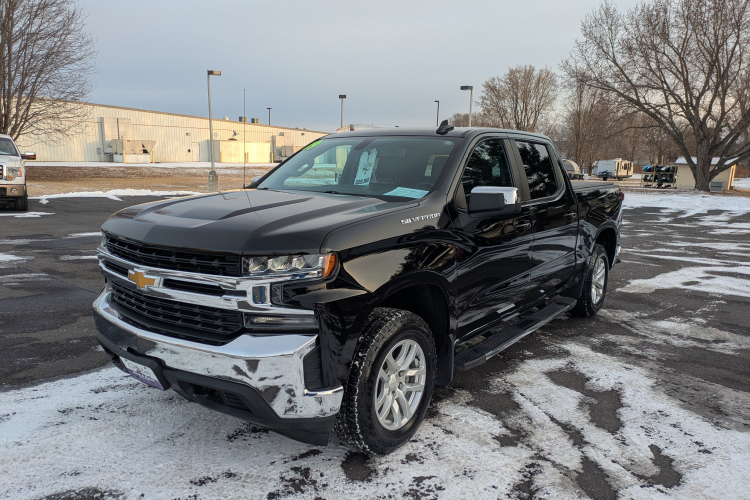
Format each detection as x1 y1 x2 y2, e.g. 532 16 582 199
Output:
163 278 225 296
102 260 129 277
105 234 242 277
111 282 243 341
0 187 6 196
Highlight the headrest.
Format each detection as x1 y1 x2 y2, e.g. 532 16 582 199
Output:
430 156 448 178
375 156 404 179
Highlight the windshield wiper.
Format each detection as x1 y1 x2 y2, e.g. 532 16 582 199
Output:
323 190 342 195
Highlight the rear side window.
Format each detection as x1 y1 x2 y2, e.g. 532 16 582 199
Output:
515 141 558 199
461 138 514 206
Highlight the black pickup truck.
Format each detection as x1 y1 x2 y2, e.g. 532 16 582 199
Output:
93 124 622 454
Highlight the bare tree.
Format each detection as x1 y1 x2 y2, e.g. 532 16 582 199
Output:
557 81 616 171
0 0 95 142
447 111 496 127
479 65 558 133
563 0 750 191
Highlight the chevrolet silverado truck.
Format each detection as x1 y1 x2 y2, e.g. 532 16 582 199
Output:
0 134 35 211
93 123 622 454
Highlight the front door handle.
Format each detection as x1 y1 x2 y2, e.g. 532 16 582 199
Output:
515 221 532 233
564 211 578 222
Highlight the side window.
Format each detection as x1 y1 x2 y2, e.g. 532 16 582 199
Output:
460 139 514 207
515 141 559 199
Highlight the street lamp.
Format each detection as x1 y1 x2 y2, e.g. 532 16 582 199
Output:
339 95 346 128
267 107 272 126
207 70 221 192
460 86 473 127
434 100 440 127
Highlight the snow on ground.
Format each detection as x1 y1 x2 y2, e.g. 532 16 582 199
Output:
27 161 279 169
623 191 750 215
734 177 750 190
32 190 200 204
0 211 54 218
2 316 749 500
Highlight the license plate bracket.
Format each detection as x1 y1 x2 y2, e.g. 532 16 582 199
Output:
120 355 168 391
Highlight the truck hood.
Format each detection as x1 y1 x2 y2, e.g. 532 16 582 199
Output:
101 189 414 255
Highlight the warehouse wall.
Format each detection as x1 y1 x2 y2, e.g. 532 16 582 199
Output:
15 102 329 163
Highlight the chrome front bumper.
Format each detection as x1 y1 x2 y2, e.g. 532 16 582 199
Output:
93 288 343 419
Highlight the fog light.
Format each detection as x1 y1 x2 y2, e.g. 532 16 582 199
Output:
10 188 18 194
244 314 318 331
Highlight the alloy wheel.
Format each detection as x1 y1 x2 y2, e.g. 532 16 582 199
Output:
374 339 426 430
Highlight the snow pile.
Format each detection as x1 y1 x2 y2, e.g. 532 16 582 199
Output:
734 177 750 190
32 189 200 204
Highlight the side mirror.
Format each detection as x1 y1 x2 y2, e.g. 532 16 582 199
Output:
246 176 262 189
468 186 521 215
21 152 36 160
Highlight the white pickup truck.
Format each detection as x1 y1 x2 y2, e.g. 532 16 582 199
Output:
0 134 35 212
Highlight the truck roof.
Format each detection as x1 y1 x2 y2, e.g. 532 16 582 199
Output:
324 127 551 142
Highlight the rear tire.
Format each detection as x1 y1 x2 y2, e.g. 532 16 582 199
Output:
571 244 609 317
14 195 28 212
334 307 436 455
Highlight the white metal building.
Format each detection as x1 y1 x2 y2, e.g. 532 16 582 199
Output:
15 102 329 163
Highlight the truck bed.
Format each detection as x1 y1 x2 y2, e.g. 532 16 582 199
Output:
571 181 616 191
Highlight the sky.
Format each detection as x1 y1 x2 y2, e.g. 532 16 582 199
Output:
78 0 641 133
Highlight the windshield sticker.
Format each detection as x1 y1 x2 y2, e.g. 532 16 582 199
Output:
301 140 322 151
354 149 377 186
384 187 429 199
401 213 440 225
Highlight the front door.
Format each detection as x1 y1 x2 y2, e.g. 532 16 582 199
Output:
191 142 200 162
452 137 534 341
513 140 579 296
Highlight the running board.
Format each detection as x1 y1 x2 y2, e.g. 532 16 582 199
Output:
454 297 577 371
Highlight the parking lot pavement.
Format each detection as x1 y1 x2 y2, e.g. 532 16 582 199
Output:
0 196 175 388
1 195 749 499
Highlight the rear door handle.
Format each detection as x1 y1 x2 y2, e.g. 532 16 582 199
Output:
515 221 532 233
564 211 577 222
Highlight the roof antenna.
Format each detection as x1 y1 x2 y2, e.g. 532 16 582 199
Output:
436 119 454 135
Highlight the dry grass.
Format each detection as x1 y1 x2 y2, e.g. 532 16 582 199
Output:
25 166 274 196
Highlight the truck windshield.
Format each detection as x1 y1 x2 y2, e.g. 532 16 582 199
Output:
257 137 457 200
0 138 18 156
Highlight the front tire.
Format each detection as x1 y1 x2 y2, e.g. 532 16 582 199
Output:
571 244 609 317
335 308 436 455
14 195 28 212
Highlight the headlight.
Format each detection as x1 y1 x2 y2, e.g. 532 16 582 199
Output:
243 253 336 279
10 188 18 194
98 233 107 252
6 166 20 180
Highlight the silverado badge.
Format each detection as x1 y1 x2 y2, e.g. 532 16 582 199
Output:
128 270 156 289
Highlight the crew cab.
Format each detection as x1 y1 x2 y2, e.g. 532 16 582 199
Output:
0 134 35 211
92 124 622 454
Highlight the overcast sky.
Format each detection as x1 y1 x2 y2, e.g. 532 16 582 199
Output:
78 0 640 133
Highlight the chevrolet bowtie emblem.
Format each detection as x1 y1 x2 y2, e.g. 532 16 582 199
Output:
128 271 155 289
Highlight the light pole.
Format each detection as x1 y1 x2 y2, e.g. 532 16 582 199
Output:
267 107 272 126
339 95 346 128
434 100 440 126
207 70 221 192
460 86 473 127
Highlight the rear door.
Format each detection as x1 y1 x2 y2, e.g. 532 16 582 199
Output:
451 136 534 340
511 139 579 297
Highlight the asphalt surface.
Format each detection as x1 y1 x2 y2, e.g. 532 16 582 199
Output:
0 196 173 388
1 195 749 499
